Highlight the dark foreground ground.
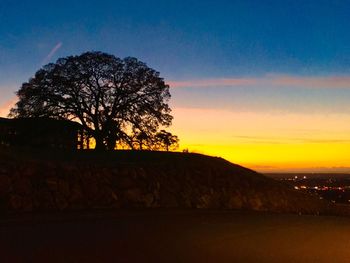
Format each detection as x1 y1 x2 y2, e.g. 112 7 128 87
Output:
1 210 350 263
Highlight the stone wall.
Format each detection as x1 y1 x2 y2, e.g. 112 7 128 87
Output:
0 150 332 215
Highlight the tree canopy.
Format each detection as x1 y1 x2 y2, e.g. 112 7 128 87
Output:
10 51 176 150
131 129 179 151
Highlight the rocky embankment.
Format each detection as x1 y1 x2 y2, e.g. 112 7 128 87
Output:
0 148 334 214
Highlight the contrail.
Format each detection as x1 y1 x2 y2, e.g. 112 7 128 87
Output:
41 42 63 65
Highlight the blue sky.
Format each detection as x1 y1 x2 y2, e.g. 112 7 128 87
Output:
1 0 350 171
1 0 350 107
1 0 350 81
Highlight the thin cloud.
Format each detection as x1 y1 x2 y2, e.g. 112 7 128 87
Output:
41 42 63 65
168 78 257 88
233 135 350 144
269 75 350 89
168 75 350 89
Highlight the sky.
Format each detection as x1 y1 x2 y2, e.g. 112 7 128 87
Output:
1 0 350 172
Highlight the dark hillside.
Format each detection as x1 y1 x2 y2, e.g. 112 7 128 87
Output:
0 147 336 215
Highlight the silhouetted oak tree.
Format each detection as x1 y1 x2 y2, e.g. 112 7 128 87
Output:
126 129 179 151
10 51 173 150
154 130 179 151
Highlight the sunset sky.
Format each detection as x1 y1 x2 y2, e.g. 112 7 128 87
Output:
1 0 350 172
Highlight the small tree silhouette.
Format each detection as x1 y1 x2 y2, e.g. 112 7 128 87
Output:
154 130 179 151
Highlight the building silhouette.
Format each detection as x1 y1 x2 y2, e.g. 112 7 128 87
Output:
0 117 87 150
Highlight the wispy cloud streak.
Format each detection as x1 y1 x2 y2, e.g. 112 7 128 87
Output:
168 78 258 88
41 42 63 65
169 75 350 89
269 75 350 88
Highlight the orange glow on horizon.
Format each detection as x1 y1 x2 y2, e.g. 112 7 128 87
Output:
170 107 350 173
0 97 17 118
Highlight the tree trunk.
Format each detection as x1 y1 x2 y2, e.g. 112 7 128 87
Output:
94 136 106 151
106 136 116 151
